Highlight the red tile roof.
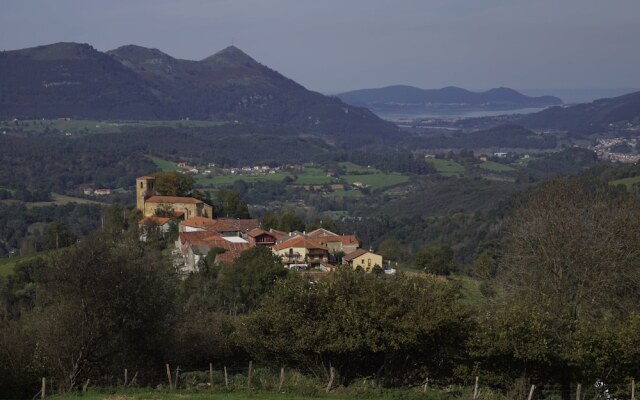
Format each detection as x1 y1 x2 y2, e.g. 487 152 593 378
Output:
307 228 339 238
181 216 216 228
138 216 171 226
146 195 203 204
206 219 260 233
343 248 370 262
272 236 328 252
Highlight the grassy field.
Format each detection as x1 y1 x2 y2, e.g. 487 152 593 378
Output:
610 175 640 190
329 189 364 198
342 173 409 190
197 173 290 186
0 251 59 278
293 166 340 185
427 159 465 176
26 193 105 209
338 162 381 174
477 161 515 172
1 119 225 135
49 388 467 400
148 156 179 172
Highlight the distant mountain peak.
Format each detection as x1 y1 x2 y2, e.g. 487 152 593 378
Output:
10 42 98 60
201 45 260 67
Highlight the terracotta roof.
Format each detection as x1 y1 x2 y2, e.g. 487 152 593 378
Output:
343 248 370 261
179 231 223 244
137 175 155 180
146 195 202 204
247 228 273 238
181 216 216 228
316 235 359 245
307 228 339 238
269 229 289 241
272 236 328 252
138 216 171 226
206 219 260 234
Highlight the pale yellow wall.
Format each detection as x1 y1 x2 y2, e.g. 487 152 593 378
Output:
273 246 309 263
351 253 383 273
136 177 155 212
143 201 212 219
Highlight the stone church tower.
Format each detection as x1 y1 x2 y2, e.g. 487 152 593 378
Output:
136 176 156 212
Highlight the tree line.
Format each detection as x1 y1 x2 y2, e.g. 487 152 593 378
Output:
1 177 639 399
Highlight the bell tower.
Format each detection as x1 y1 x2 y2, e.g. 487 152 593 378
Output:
136 176 156 213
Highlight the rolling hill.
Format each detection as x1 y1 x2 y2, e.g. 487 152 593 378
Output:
0 42 398 146
519 90 640 135
337 85 562 114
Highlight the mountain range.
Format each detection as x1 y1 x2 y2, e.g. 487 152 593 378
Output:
0 42 398 145
519 90 640 134
337 85 562 114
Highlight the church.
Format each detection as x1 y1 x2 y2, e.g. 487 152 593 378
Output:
136 175 213 219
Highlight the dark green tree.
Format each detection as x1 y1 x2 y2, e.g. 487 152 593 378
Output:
414 244 456 275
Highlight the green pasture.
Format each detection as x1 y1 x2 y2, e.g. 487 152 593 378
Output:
293 166 340 185
329 189 364 198
477 161 515 172
197 173 290 187
610 175 640 190
343 173 409 190
427 159 465 176
338 162 381 174
148 156 179 172
26 193 105 209
1 119 225 135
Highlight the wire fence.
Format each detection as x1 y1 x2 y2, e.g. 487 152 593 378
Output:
36 364 639 400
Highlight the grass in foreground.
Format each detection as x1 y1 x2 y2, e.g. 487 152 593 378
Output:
49 387 480 400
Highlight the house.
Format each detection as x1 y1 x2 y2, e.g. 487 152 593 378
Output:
138 216 172 241
94 188 112 196
272 236 329 269
180 216 217 232
306 228 359 256
343 249 383 273
136 176 213 219
178 231 251 271
205 218 260 237
246 228 278 247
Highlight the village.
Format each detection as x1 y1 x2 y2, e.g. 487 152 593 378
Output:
134 175 391 276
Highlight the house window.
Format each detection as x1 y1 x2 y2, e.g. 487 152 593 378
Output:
140 182 143 189
368 258 371 267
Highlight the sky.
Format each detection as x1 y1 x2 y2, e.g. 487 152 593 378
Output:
2 0 639 95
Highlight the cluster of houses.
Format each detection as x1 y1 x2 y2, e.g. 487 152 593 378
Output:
594 137 640 163
135 175 386 275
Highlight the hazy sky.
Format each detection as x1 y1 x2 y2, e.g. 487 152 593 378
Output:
2 0 639 93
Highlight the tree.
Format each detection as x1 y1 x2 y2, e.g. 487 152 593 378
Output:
497 178 640 320
237 270 471 385
474 178 640 394
153 172 193 196
414 244 455 275
43 221 77 250
216 246 286 315
215 189 250 219
24 232 175 390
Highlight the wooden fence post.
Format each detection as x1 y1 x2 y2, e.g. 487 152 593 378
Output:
423 377 429 393
473 376 479 399
278 367 285 391
224 366 229 389
576 383 581 400
326 366 335 394
209 363 213 386
632 379 636 400
124 369 128 386
165 363 173 390
41 377 46 400
174 367 180 390
527 384 536 400
247 361 253 389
